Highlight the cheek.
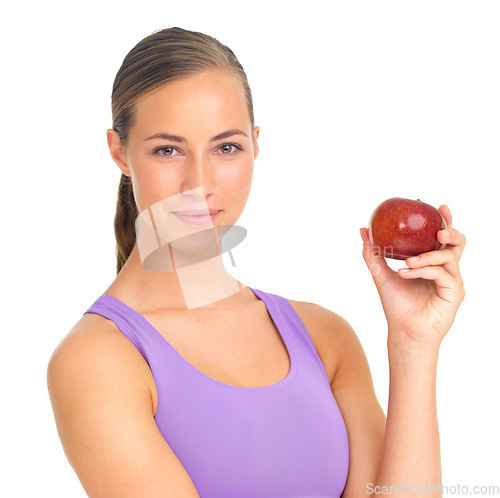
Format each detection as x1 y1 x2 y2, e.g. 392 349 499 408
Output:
128 147 180 212
222 161 254 198
130 169 174 213
218 163 254 222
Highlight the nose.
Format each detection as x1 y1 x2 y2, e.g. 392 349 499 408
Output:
180 153 215 198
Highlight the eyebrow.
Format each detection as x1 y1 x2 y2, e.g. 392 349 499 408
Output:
144 128 248 143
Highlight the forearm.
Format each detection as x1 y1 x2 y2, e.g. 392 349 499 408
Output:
371 336 442 496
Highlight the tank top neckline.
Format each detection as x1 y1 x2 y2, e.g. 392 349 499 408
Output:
96 286 297 392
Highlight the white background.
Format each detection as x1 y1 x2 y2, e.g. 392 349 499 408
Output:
1 0 499 496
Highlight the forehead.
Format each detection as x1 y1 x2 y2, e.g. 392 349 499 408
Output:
131 71 249 139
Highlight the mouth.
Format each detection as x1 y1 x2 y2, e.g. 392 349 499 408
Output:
172 210 221 227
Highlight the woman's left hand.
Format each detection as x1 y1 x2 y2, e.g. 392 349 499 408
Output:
360 204 466 352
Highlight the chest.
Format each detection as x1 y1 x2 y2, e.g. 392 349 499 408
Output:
141 302 293 389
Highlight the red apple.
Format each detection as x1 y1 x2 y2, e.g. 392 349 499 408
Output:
368 197 447 260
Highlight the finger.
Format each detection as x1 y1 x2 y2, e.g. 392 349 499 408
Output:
437 227 466 262
439 204 452 228
359 227 395 287
398 265 466 304
406 248 463 284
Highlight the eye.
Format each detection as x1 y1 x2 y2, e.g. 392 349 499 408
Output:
215 143 243 156
154 146 180 157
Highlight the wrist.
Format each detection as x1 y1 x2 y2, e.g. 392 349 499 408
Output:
387 330 441 364
387 338 439 385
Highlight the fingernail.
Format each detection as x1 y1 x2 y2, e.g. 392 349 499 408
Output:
441 230 450 238
407 256 420 263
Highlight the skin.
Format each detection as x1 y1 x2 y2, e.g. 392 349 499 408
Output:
47 66 467 497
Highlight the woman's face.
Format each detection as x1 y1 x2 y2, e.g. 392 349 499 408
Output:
107 70 260 235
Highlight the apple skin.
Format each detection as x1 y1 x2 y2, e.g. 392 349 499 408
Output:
368 197 447 260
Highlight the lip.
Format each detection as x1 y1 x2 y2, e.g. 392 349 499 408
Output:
173 210 221 227
174 209 220 216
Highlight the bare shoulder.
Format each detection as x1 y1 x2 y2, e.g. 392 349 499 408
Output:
46 312 156 427
47 313 149 398
286 298 361 385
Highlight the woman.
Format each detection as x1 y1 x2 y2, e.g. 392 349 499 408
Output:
47 27 466 497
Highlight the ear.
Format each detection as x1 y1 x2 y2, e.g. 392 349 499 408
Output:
252 125 260 160
107 129 131 177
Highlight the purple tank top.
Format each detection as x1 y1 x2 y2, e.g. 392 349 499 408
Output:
83 287 349 497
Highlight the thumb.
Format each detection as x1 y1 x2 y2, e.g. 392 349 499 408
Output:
359 227 393 289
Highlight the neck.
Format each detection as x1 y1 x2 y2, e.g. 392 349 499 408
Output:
108 242 245 311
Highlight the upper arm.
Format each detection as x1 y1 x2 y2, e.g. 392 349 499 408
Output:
293 302 387 497
327 311 386 496
47 322 200 498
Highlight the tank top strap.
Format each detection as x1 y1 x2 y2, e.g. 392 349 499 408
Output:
83 295 149 360
249 287 330 383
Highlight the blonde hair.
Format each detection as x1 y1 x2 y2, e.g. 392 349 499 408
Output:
111 27 255 274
